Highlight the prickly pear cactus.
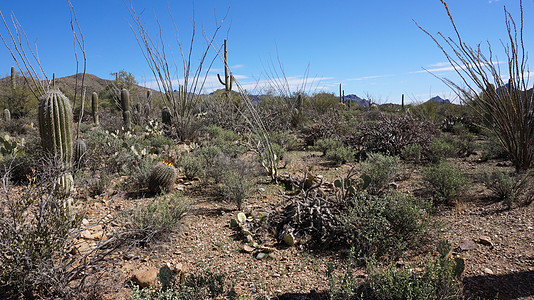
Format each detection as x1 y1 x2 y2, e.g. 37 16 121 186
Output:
149 161 177 194
3 109 10 122
91 92 99 125
73 139 87 169
162 107 171 125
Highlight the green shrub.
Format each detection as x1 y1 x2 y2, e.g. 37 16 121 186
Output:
423 161 466 205
360 153 400 194
429 137 456 163
179 153 203 180
121 192 191 246
482 171 528 207
325 145 355 166
313 137 342 156
218 170 253 210
342 192 429 259
401 143 423 163
269 130 300 151
132 269 236 300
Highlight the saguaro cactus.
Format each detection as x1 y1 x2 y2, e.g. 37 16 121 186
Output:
121 88 131 131
3 109 10 122
73 139 87 170
91 92 99 125
217 39 233 97
38 89 74 195
10 66 15 90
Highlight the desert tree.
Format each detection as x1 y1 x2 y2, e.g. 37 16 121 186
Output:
416 0 534 172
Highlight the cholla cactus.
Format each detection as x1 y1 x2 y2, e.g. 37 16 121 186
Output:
149 161 177 194
3 109 10 122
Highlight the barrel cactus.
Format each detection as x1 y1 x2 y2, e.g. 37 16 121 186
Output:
73 139 87 170
148 161 177 194
91 92 99 125
3 109 10 122
162 107 171 125
121 88 131 131
38 89 74 195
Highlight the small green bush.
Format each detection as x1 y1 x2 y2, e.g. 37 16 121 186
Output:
361 152 400 194
401 143 423 163
121 192 191 246
179 153 203 180
132 269 236 300
482 171 527 207
342 192 429 259
423 161 466 205
429 137 456 163
218 170 253 210
313 137 343 156
325 145 355 166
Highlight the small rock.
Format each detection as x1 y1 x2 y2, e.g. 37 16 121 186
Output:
478 236 494 247
131 268 158 288
484 268 494 275
243 244 255 253
258 187 266 192
82 218 89 226
459 240 477 251
272 273 281 278
389 182 399 190
256 252 266 260
175 184 185 191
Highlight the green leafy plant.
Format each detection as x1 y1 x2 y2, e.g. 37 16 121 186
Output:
401 143 423 163
482 171 529 208
121 192 191 246
360 152 400 194
423 161 466 205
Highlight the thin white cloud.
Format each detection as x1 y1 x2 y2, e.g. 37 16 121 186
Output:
429 62 450 67
346 74 393 81
410 61 506 74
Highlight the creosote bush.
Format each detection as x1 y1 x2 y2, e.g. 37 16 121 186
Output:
423 161 466 205
482 171 531 208
121 192 191 246
360 152 400 194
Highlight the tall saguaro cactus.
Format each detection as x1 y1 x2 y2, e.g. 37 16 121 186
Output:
38 89 74 195
92 92 99 125
10 66 16 90
217 39 233 97
121 88 131 131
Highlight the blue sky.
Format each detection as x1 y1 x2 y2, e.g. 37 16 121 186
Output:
0 0 532 104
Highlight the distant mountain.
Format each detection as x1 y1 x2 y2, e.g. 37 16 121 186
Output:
343 94 369 107
427 96 451 104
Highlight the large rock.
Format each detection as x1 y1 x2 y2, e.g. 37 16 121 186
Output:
131 268 159 288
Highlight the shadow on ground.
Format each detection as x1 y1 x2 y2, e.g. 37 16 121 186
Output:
463 270 534 299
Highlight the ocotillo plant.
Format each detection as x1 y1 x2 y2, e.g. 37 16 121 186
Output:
217 39 233 99
38 89 74 195
10 66 15 90
91 92 99 125
121 88 131 131
3 109 10 122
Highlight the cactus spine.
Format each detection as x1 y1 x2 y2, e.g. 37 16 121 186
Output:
121 88 131 131
149 161 177 194
217 39 233 98
91 92 99 125
3 109 10 122
38 89 74 195
10 66 15 90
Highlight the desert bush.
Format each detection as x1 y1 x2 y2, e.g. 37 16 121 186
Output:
423 161 466 205
313 137 343 156
217 170 253 210
479 136 509 162
482 171 531 208
342 192 429 259
0 162 114 299
179 153 203 180
131 268 236 300
429 137 456 163
360 152 400 194
121 192 191 246
269 130 300 151
326 145 355 166
353 111 437 158
329 250 462 300
401 143 423 163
